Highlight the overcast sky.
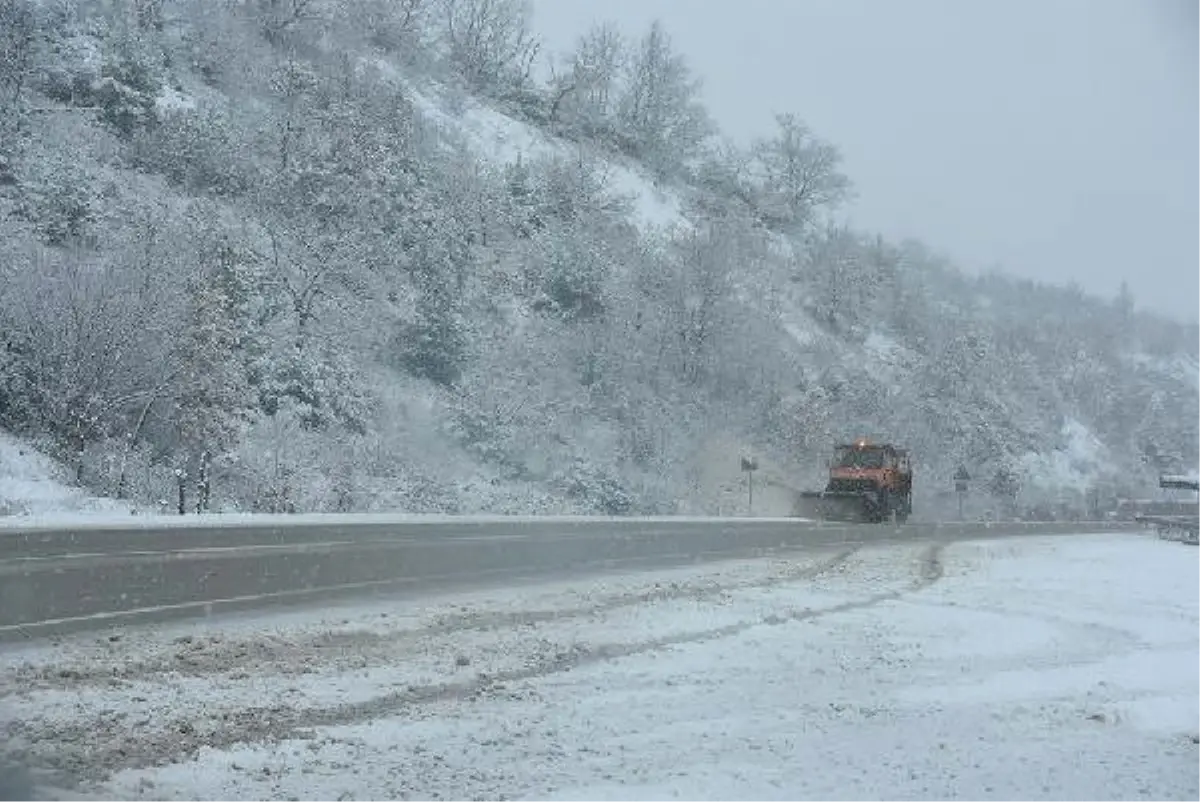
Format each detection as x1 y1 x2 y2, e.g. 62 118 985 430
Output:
530 0 1198 324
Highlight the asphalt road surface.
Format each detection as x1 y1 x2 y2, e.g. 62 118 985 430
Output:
0 517 1130 641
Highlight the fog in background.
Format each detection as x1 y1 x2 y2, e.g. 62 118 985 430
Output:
532 0 1199 323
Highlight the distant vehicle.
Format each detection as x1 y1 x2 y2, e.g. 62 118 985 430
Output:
794 439 913 523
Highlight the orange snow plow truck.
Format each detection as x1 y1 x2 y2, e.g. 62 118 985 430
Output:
794 439 913 523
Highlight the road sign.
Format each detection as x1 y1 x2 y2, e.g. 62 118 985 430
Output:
954 466 970 494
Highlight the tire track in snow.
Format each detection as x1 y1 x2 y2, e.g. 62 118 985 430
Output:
5 548 862 694
5 544 944 785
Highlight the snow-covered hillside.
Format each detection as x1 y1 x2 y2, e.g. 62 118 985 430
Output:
0 0 1195 518
395 76 689 235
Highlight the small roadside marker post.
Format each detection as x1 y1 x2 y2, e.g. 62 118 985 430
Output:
741 456 759 516
954 466 971 521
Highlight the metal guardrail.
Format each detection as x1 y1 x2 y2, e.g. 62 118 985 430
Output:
1159 476 1200 492
1135 514 1200 545
0 517 1138 642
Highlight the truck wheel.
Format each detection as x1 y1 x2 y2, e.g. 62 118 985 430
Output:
877 487 891 523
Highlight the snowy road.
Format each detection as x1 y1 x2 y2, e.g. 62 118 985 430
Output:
1 516 1122 641
1 533 1196 800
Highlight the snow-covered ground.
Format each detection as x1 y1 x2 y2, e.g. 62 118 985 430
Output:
1 533 1196 800
388 72 689 235
0 432 137 519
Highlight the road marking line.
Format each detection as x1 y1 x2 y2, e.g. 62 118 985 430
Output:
0 566 547 634
0 533 554 564
0 541 362 563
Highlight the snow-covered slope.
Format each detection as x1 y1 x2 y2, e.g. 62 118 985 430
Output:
396 75 688 234
0 431 134 517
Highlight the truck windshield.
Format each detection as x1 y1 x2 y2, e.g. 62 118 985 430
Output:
836 448 886 468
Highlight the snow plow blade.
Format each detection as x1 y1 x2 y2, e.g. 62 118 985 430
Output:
793 490 878 523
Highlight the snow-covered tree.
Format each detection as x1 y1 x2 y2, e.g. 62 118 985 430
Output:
345 0 432 56
548 21 625 137
172 265 249 512
0 241 176 483
617 20 712 174
393 232 471 386
254 0 321 45
802 224 876 335
751 112 851 232
0 0 36 124
438 0 539 98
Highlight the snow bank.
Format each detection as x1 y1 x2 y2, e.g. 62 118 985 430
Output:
0 431 134 518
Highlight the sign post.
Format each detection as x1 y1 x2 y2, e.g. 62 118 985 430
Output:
954 465 971 521
741 456 759 515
